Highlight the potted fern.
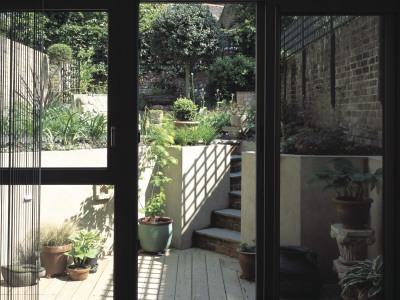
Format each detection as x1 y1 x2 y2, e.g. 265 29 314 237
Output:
237 239 256 281
339 254 383 300
307 158 382 229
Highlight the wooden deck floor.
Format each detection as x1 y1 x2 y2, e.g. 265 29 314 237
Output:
0 256 114 299
138 248 255 300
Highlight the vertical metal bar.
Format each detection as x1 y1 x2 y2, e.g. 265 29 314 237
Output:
330 15 336 107
283 28 287 99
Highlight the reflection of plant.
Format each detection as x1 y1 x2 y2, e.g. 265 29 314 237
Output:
339 255 383 299
307 158 382 202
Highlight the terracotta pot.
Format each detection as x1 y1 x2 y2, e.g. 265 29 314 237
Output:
67 265 91 281
172 120 199 128
237 251 255 281
40 244 72 278
333 198 372 229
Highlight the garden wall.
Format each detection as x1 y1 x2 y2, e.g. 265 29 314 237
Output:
282 16 382 147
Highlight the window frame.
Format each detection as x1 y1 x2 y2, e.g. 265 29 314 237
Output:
0 0 399 299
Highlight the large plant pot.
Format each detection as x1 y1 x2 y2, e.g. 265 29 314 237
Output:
40 244 72 278
1 264 45 287
333 198 372 229
280 245 322 297
237 251 255 281
172 121 199 128
67 265 91 281
138 217 173 253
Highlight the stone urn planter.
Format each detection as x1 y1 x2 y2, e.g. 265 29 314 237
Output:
149 110 163 124
138 217 173 253
172 120 199 128
40 244 72 278
1 264 45 287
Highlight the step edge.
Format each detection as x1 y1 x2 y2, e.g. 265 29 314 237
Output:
194 228 241 243
213 209 241 218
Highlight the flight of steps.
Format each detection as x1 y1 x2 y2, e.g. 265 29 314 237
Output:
193 140 242 258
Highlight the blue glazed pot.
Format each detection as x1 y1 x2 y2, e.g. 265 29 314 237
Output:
138 217 173 253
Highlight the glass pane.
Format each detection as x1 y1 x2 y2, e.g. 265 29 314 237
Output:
280 15 383 298
138 3 256 299
40 12 108 167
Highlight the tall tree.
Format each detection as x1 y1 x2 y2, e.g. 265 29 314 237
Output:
149 4 221 99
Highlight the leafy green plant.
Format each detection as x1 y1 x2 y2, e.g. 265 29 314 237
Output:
237 239 256 253
196 109 231 132
139 123 178 223
85 113 107 142
149 4 221 98
173 126 193 146
339 255 383 299
207 55 255 105
47 44 73 66
172 98 198 121
307 158 382 202
64 229 100 268
196 123 221 145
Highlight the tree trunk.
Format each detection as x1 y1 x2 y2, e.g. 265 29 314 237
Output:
185 60 190 99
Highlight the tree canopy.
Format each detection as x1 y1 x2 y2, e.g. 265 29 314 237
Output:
149 4 221 98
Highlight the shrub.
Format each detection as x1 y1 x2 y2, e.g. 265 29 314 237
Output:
47 44 73 66
196 110 231 132
196 123 221 145
207 55 255 105
174 126 193 146
172 98 198 121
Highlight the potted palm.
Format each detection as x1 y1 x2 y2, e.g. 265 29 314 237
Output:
172 97 199 128
307 158 382 229
40 221 79 278
339 254 383 300
63 229 100 281
237 239 256 281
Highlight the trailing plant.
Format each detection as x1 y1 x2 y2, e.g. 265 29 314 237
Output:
172 98 198 121
307 158 382 202
339 255 383 299
237 239 256 253
139 123 178 223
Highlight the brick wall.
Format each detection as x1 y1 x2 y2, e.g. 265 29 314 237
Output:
282 16 382 147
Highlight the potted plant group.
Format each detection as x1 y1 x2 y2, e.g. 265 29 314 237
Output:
339 254 383 300
63 229 100 281
172 97 199 128
307 158 382 229
138 124 177 253
40 221 79 278
237 239 256 281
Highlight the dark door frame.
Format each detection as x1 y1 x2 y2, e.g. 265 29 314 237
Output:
1 0 399 299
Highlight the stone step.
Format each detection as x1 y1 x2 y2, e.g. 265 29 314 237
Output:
230 172 241 190
193 228 241 258
229 190 241 209
212 209 241 232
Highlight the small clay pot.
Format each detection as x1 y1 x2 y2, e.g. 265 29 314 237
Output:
67 265 91 281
